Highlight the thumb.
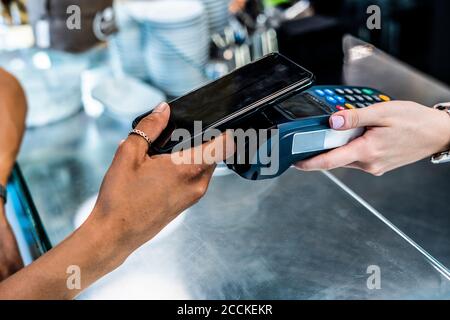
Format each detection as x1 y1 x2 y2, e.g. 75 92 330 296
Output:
329 104 387 130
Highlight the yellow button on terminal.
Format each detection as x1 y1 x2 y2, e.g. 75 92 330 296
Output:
345 103 356 109
379 94 391 101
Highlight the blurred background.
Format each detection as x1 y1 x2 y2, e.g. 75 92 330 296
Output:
1 0 450 127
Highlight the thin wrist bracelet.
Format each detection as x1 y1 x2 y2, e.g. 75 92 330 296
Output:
0 183 6 204
431 103 450 164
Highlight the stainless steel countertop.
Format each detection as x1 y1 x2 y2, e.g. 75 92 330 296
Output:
15 36 450 299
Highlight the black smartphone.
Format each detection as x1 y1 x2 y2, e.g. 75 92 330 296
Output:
132 53 314 153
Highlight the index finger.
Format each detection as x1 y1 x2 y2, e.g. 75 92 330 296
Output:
295 137 365 171
330 103 391 130
171 131 235 169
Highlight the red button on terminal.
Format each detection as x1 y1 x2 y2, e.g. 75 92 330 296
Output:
336 105 345 110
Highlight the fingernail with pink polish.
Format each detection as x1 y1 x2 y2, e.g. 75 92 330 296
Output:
330 115 345 129
154 102 168 113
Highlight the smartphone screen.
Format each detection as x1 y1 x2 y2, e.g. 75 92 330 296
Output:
134 53 314 152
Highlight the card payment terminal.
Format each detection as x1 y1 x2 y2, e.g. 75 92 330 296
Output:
228 85 392 180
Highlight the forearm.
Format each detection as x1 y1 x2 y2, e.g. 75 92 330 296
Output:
0 69 26 116
0 68 27 185
0 214 128 299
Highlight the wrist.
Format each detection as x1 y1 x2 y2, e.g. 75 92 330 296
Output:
444 116 450 151
80 210 133 271
89 205 161 255
0 175 8 187
436 109 450 153
0 161 12 186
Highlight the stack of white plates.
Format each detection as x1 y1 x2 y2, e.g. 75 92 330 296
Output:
201 0 230 34
127 0 209 97
109 1 147 80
